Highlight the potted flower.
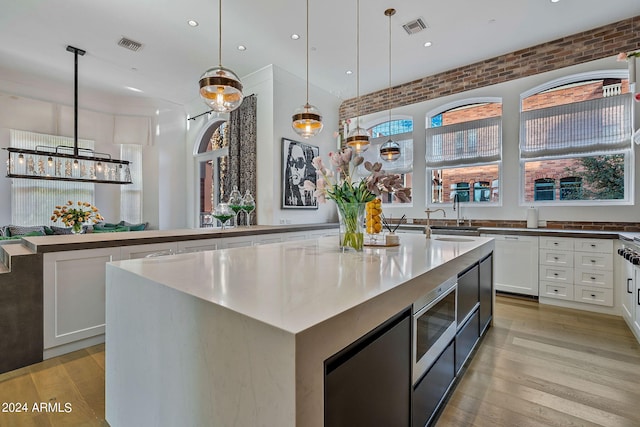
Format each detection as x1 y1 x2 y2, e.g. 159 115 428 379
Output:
51 201 104 234
305 148 411 251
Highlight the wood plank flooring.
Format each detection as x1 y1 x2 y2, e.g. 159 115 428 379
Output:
0 344 106 427
435 296 640 427
0 296 639 426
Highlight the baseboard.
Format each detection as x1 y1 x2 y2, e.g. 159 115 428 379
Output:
43 334 105 359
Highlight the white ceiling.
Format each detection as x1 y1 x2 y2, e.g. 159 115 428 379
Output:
0 0 639 111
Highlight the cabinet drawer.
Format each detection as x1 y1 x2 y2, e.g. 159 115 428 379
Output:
539 237 573 251
539 265 573 283
539 249 574 267
574 285 614 306
540 281 574 300
574 252 613 270
573 238 613 254
574 268 613 289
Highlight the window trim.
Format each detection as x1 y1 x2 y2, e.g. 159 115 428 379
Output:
425 97 503 208
519 70 634 207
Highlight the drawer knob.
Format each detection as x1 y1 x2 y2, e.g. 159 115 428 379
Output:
554 289 558 292
591 259 596 263
591 277 596 280
554 273 559 276
591 294 596 298
591 244 596 248
554 257 559 260
554 242 559 245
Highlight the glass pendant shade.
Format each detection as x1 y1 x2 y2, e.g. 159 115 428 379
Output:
380 138 401 161
346 127 370 153
199 66 244 113
292 103 323 138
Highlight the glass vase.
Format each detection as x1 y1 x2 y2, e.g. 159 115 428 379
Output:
336 201 366 252
70 222 84 234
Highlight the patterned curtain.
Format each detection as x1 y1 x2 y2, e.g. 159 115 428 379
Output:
227 94 257 225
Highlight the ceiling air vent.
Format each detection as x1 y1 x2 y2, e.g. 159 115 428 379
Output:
402 18 427 35
117 37 143 52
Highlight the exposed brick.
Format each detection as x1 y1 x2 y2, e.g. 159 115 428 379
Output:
339 16 640 121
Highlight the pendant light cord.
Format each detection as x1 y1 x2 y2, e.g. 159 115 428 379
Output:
356 0 361 129
306 0 309 105
218 0 223 67
388 9 392 135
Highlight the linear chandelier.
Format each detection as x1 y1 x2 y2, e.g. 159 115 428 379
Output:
4 46 132 184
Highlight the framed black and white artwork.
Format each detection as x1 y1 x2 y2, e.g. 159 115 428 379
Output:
281 138 319 209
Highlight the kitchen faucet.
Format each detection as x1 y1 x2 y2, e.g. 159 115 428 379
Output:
424 208 446 239
453 193 463 226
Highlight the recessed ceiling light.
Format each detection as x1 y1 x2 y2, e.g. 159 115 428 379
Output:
346 70 353 75
291 34 300 40
424 41 432 47
237 45 246 51
125 86 143 93
550 0 559 3
188 20 199 27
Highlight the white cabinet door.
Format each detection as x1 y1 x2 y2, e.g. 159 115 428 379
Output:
120 242 179 259
177 239 223 253
634 268 640 336
43 247 121 355
483 234 539 296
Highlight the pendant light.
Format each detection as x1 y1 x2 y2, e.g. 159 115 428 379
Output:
345 0 370 153
379 8 401 162
292 0 323 138
199 0 244 113
4 46 132 184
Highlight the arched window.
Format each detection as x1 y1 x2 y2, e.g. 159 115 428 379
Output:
194 120 229 227
559 176 582 200
520 70 632 204
426 98 502 205
534 178 555 201
364 118 413 205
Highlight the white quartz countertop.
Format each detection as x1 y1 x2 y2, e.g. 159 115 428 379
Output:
108 234 493 334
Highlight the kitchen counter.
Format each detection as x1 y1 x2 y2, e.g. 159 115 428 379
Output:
399 224 622 239
105 234 494 426
21 223 337 253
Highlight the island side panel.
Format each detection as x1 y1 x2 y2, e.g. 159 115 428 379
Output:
105 265 296 427
295 242 494 426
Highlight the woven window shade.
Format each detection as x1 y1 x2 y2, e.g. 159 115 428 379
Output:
426 117 501 168
520 93 632 159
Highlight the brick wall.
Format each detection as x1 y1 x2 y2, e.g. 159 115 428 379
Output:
339 16 640 121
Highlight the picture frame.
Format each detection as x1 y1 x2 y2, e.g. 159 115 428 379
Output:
282 137 319 209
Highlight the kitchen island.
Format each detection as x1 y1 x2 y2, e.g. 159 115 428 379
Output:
105 234 494 426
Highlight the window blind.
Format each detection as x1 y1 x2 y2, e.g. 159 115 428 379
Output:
520 93 632 159
120 144 143 223
10 130 94 226
425 117 501 167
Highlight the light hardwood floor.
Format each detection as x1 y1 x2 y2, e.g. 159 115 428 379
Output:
1 296 639 426
436 296 640 427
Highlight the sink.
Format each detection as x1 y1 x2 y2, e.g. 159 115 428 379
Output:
430 226 480 237
433 237 476 242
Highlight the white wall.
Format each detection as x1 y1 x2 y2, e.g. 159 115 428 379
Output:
185 64 342 227
0 77 187 229
357 56 640 224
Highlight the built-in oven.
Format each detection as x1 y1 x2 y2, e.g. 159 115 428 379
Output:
412 275 457 384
